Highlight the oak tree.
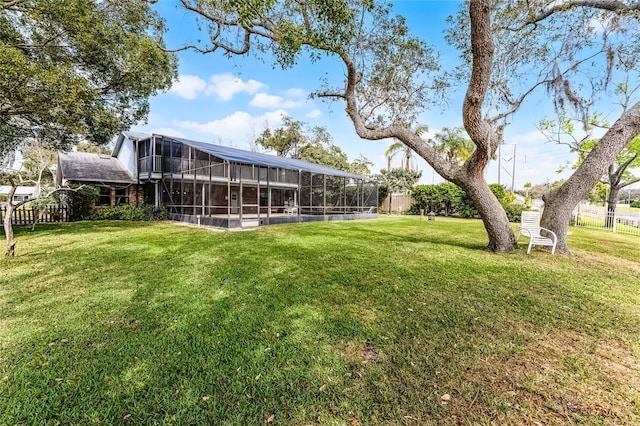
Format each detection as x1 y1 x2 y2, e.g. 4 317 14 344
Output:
1 0 177 256
172 0 640 253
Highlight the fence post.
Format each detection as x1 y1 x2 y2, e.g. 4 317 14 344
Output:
612 209 617 233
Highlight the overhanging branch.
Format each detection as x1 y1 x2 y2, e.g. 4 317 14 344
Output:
530 1 640 25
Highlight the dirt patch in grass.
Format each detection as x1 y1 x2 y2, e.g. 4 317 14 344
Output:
343 340 385 365
447 329 640 425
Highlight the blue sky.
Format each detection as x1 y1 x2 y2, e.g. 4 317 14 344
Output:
134 0 607 190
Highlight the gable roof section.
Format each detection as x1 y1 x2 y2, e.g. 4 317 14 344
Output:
169 135 369 180
0 186 36 196
59 151 136 184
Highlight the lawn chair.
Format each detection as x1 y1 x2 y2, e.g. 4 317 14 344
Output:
284 206 298 215
519 211 557 255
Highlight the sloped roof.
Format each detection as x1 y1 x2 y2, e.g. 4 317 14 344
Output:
0 186 36 196
59 151 136 184
172 136 370 180
122 132 370 180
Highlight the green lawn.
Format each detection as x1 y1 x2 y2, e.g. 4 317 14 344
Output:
1 217 639 425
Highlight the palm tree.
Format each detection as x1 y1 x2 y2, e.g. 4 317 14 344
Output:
385 124 429 171
430 127 475 164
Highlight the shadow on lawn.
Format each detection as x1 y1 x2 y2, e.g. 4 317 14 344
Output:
2 220 640 424
288 218 490 251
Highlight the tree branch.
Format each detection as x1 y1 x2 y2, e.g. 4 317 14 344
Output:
609 152 638 184
529 1 640 26
1 0 23 9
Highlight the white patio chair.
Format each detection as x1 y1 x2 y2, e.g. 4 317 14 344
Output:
519 211 557 254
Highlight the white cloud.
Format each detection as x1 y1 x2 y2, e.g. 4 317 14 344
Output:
306 109 322 119
515 130 547 144
173 109 288 140
205 73 267 101
282 88 306 98
169 75 207 100
249 93 306 109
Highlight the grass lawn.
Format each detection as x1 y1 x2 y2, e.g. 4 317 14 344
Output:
1 217 639 425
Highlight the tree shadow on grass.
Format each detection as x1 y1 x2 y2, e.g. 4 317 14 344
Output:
2 220 640 424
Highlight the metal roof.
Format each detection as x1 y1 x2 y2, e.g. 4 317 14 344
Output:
0 185 36 196
121 132 369 180
58 152 136 184
169 135 370 180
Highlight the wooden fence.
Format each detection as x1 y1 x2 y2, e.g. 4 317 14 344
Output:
381 193 413 214
0 204 69 226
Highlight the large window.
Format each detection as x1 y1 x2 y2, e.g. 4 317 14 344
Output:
97 186 111 206
114 187 129 205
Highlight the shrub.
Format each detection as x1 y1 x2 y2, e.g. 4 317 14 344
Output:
89 204 168 221
377 184 390 207
55 185 99 221
410 183 464 216
409 182 525 222
502 203 526 223
631 201 640 208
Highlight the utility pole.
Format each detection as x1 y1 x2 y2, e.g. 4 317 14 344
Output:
497 144 516 191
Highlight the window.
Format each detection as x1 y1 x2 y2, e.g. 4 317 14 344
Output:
115 187 129 205
138 139 150 158
97 186 111 206
171 140 182 157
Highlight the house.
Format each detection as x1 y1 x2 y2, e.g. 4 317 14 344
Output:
57 132 378 228
0 185 36 205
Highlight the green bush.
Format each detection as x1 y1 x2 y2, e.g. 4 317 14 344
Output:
631 201 640 208
377 184 390 207
409 182 525 222
410 183 464 216
55 185 99 221
502 203 526 222
89 204 168 221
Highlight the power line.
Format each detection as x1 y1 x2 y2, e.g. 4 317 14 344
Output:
498 144 516 191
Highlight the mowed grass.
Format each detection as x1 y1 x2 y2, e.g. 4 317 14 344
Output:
1 217 639 425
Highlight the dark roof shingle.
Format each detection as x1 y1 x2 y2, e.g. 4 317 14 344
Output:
59 152 136 184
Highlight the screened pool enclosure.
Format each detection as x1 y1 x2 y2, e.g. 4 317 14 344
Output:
131 134 378 228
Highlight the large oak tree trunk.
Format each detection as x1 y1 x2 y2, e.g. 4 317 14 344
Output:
542 102 640 253
459 177 518 252
456 0 517 253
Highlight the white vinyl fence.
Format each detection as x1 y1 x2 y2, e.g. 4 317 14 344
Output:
572 206 640 237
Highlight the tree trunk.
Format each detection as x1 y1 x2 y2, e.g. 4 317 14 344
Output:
539 192 574 254
606 186 620 228
456 0 517 253
541 101 640 253
459 177 518 252
4 185 17 257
